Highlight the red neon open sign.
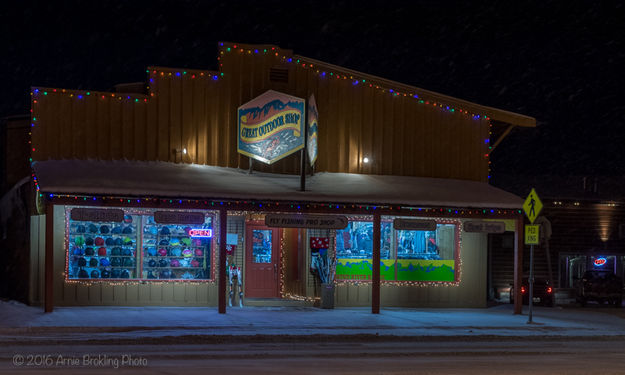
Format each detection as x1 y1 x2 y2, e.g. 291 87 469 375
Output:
188 229 213 238
594 257 607 266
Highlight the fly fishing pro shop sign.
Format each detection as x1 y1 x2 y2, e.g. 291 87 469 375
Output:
238 90 305 164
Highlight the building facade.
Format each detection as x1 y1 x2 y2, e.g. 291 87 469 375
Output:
19 42 535 312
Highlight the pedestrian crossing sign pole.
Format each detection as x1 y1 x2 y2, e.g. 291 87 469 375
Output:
522 188 542 324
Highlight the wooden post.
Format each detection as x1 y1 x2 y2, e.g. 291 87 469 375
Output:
44 201 54 313
218 208 227 314
513 214 524 314
372 211 381 314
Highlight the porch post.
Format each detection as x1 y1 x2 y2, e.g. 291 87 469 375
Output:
513 214 524 314
218 208 227 314
372 211 381 314
44 201 54 313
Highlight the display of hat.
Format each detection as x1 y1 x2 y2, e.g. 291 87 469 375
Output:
110 269 121 278
111 247 121 256
88 224 98 233
122 248 132 256
179 258 190 267
170 247 182 257
191 259 200 268
160 226 170 235
100 268 110 278
112 226 122 234
147 226 158 235
147 247 157 256
75 236 85 247
159 239 169 246
124 215 133 223
89 258 99 267
76 225 86 233
160 269 172 279
158 259 169 268
194 249 203 257
148 259 157 268
85 247 95 256
170 238 181 246
182 248 193 258
95 237 105 246
105 237 115 246
98 247 107 256
192 238 202 247
181 238 192 246
170 259 180 267
122 226 133 234
73 247 84 256
78 269 89 278
123 237 133 245
85 236 94 246
90 269 100 278
114 238 123 246
100 225 110 234
122 257 134 267
111 257 121 267
158 248 168 256
147 271 156 279
77 257 87 267
99 258 110 267
181 271 194 280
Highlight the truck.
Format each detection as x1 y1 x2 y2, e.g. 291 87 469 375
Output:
576 270 623 307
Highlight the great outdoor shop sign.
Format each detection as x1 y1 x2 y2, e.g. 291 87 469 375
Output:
70 208 124 222
393 219 437 231
238 90 305 164
307 94 318 166
265 214 348 229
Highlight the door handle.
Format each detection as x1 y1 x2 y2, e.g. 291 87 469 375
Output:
274 263 277 279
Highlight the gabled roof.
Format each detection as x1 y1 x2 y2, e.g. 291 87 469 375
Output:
33 159 522 209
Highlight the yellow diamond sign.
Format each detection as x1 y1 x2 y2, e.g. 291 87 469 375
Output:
523 188 542 224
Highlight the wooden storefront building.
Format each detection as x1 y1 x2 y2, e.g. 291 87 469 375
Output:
21 42 536 313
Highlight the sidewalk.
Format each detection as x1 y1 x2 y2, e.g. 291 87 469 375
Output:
1 300 625 342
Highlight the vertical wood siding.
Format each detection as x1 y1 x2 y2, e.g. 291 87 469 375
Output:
32 44 490 182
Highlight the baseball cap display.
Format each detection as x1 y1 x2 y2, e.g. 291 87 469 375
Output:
67 209 210 281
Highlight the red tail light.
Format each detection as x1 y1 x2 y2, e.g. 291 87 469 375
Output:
547 287 553 294
521 286 526 294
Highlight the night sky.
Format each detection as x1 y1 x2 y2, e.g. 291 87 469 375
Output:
2 1 624 178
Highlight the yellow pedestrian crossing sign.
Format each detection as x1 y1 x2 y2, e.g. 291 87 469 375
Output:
525 224 540 245
523 188 542 224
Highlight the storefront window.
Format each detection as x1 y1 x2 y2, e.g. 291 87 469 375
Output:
334 218 458 283
252 229 272 263
67 207 213 281
68 209 139 280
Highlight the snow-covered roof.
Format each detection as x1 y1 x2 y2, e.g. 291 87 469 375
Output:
33 159 522 209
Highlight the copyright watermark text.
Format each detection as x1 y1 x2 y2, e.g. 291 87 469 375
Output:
12 354 148 369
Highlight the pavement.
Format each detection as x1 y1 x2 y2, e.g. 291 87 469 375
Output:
2 300 625 342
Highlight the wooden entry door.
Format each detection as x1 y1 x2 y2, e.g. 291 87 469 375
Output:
245 225 280 298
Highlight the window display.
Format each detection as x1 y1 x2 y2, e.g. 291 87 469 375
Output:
252 229 272 263
66 207 214 281
334 218 458 282
142 214 212 280
68 209 138 279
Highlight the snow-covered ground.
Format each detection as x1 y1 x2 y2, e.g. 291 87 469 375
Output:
1 300 625 341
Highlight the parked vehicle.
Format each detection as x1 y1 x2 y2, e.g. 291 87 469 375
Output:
575 270 623 307
510 278 554 307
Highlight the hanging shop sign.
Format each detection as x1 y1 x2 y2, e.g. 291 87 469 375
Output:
463 221 506 233
393 219 437 231
70 208 124 222
307 94 318 166
265 214 348 229
238 90 305 164
154 211 205 225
